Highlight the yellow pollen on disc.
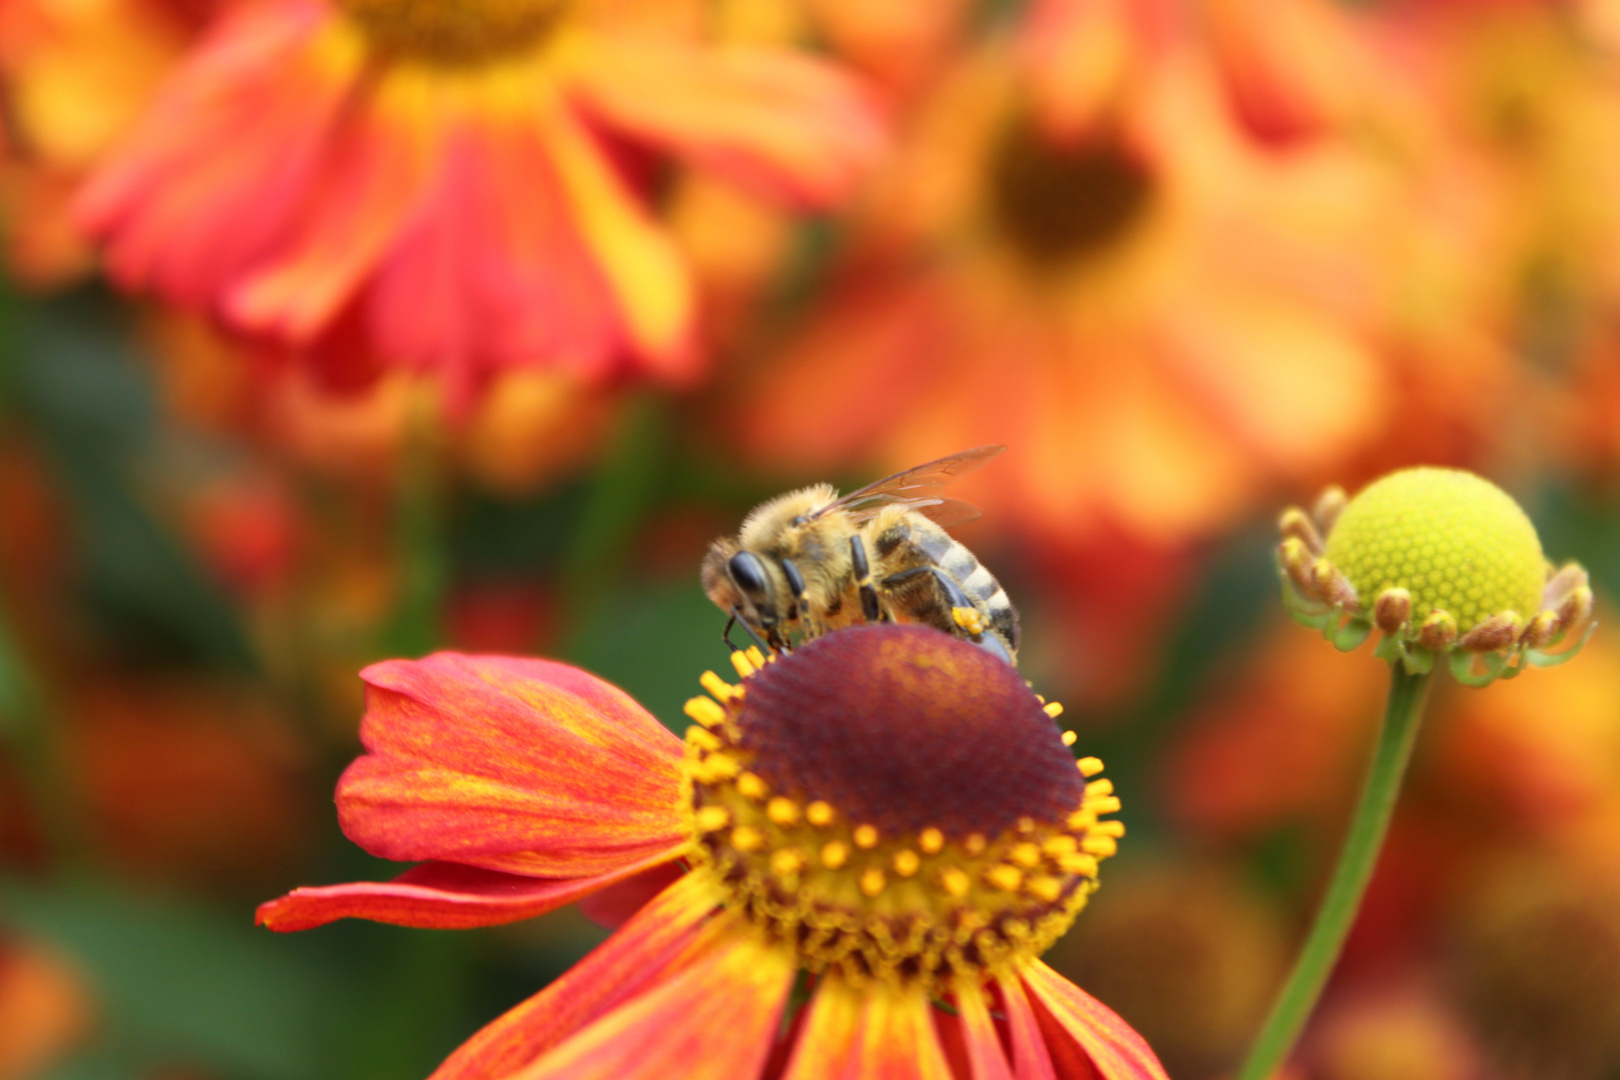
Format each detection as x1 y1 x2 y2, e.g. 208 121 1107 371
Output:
806 801 835 826
700 671 737 702
965 833 987 855
1043 835 1078 857
894 850 921 877
1082 836 1119 857
736 772 769 801
821 841 849 869
684 696 726 728
1060 853 1099 876
694 806 731 832
1044 702 1064 719
1010 842 1043 869
941 868 973 897
771 849 805 878
731 650 759 679
860 868 887 897
1061 730 1078 746
1085 779 1115 798
1091 796 1122 815
1027 876 1064 903
987 865 1023 892
1077 757 1105 777
686 726 721 751
731 825 764 852
919 828 944 854
767 797 800 825
853 824 880 849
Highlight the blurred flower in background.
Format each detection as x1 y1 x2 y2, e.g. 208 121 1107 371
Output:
74 0 884 409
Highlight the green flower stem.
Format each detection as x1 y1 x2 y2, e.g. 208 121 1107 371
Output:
1235 664 1433 1080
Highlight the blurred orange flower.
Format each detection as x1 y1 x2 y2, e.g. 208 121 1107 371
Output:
1025 0 1380 149
0 0 204 286
728 24 1404 552
77 0 884 409
147 310 621 493
0 939 93 1078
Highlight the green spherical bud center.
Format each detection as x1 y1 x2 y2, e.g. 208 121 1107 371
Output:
1323 467 1545 631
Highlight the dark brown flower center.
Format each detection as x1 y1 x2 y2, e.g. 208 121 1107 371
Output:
681 627 1123 989
336 0 566 66
988 118 1154 269
737 625 1083 838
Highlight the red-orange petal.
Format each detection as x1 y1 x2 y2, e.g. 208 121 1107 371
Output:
254 849 683 932
955 980 1016 1080
429 871 721 1080
995 975 1061 1080
1019 961 1169 1080
338 653 686 878
576 860 687 930
853 986 956 1080
501 909 795 1080
778 979 865 1080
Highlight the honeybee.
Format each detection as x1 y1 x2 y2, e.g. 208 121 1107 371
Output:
701 446 1020 665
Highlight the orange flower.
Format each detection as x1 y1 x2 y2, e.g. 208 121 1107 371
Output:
0 0 203 286
1024 0 1380 148
728 27 1401 551
259 627 1168 1080
78 0 884 408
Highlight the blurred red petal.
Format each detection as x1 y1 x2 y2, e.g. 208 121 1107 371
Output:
338 653 685 878
75 0 344 304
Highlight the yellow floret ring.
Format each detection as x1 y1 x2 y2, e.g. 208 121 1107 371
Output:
1277 468 1595 687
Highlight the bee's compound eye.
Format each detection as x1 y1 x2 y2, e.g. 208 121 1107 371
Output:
728 552 771 598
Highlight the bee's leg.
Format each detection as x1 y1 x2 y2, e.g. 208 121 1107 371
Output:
850 535 885 623
727 609 776 655
881 566 999 652
780 557 814 639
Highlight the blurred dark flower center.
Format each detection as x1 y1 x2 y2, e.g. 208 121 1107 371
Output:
336 0 567 65
989 119 1154 268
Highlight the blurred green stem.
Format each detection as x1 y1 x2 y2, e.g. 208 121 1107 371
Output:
559 394 667 637
1234 664 1432 1080
382 396 448 658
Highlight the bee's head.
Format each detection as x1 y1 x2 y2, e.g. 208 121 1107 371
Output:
702 539 780 629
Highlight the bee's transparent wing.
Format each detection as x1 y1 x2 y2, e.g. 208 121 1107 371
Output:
815 445 1005 526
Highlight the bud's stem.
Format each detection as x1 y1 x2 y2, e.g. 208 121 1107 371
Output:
1234 664 1432 1080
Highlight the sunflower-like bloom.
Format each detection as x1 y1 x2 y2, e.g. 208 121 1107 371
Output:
1278 467 1595 685
258 625 1167 1080
76 0 883 406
